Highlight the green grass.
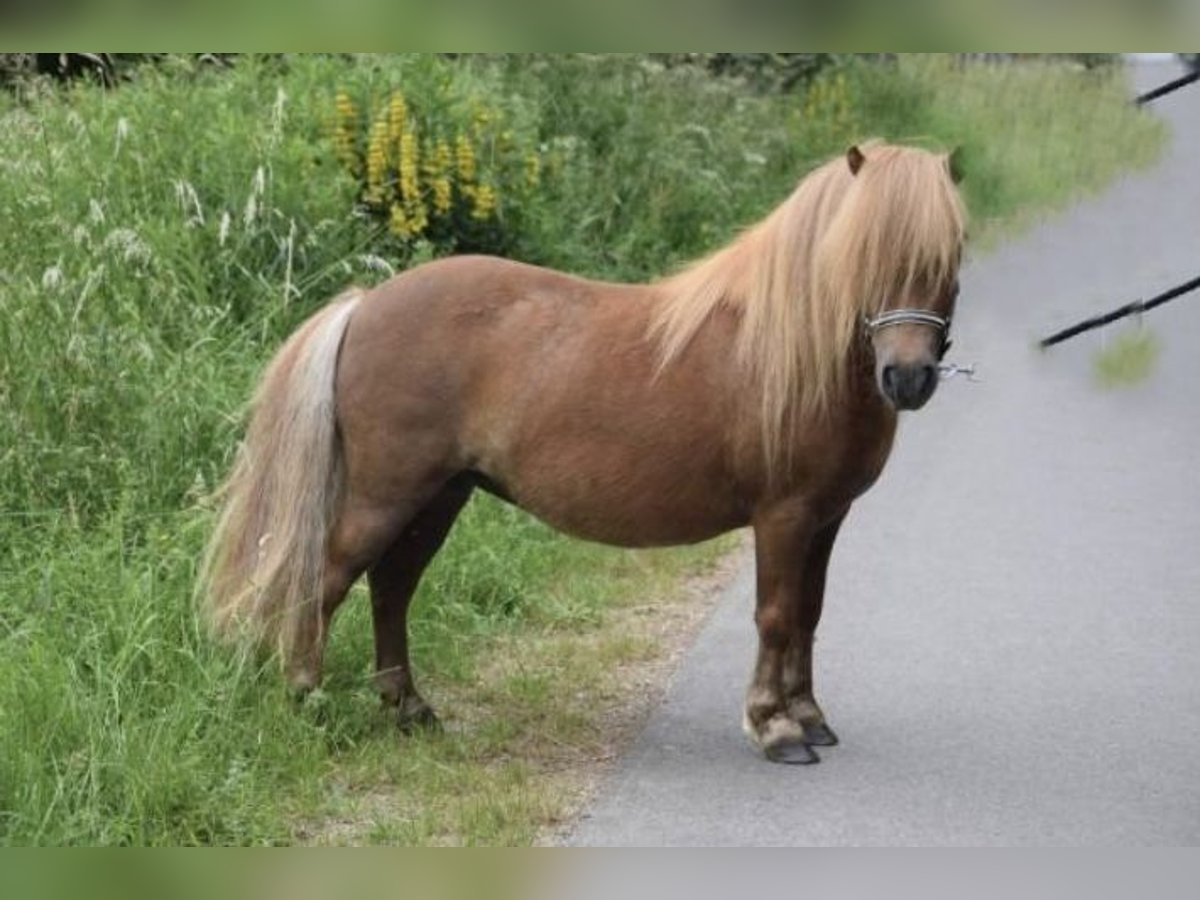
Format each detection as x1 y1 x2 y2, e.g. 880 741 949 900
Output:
0 54 1165 845
1094 327 1162 387
891 55 1168 245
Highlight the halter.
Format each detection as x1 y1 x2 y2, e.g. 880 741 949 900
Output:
864 308 953 361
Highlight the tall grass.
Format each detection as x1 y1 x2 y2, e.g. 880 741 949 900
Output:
892 55 1167 240
0 54 1163 844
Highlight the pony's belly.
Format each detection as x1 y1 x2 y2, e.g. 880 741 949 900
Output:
521 493 745 548
484 462 746 548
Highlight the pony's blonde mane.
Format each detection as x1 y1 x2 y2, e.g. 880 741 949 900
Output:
651 141 966 470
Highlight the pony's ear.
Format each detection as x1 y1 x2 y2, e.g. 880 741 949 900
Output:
846 145 866 176
947 146 965 184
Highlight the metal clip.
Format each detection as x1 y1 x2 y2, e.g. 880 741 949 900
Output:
938 362 981 382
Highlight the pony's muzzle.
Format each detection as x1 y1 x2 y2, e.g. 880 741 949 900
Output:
880 363 937 410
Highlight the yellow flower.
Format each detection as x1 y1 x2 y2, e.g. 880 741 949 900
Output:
333 90 360 176
389 203 411 238
387 92 407 144
434 138 452 176
471 183 497 221
524 152 540 190
399 130 420 202
423 137 451 179
471 103 492 136
407 203 429 236
365 113 391 206
420 137 453 217
398 129 428 236
432 176 452 215
455 134 477 183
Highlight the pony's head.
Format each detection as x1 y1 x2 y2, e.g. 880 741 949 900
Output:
825 143 966 411
653 139 967 469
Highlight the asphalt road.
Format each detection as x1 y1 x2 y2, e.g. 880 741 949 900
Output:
566 59 1200 846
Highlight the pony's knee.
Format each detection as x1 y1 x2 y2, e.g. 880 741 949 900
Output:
754 604 791 650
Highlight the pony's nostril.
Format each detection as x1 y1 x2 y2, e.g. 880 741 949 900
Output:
919 364 936 395
882 365 898 395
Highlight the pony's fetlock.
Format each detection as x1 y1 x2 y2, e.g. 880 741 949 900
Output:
395 693 439 733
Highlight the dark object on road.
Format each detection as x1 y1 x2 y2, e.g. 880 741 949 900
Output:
199 143 968 766
1039 273 1200 348
1135 67 1200 105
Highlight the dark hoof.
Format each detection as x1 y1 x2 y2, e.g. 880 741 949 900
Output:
764 740 820 765
803 722 839 747
397 702 441 734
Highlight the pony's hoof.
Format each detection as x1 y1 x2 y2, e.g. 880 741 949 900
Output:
803 722 839 746
746 712 819 765
287 671 322 703
396 701 441 734
764 740 820 765
290 684 326 707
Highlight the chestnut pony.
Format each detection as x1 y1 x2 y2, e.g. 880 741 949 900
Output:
201 142 966 764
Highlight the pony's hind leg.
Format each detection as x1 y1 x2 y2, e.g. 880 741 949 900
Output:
368 478 473 730
285 504 398 695
286 495 429 696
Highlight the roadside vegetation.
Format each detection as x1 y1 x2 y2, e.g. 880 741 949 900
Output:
0 54 1164 844
1094 327 1162 387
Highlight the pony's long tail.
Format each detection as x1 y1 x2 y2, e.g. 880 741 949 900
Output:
198 290 362 673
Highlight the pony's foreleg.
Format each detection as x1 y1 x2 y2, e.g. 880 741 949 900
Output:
780 510 847 749
745 503 820 764
367 480 472 730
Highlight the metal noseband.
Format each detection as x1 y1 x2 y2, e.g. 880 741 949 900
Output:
864 309 952 361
